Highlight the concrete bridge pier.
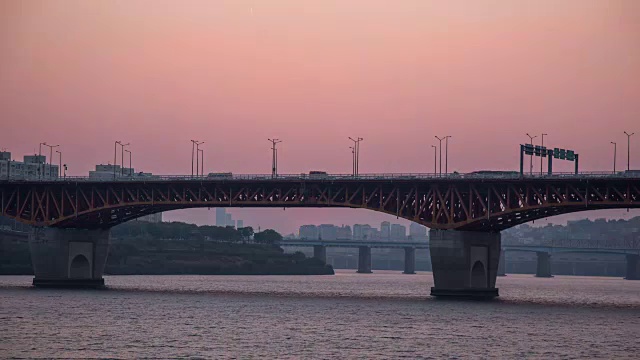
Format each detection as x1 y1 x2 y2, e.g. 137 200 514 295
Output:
313 245 327 263
625 254 639 280
497 249 506 276
29 227 111 288
429 229 500 298
535 252 553 278
357 246 372 273
403 247 416 274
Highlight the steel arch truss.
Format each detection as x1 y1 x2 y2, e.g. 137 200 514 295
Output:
1 178 639 230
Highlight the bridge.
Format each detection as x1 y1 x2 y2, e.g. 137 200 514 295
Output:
2 172 639 298
279 239 640 280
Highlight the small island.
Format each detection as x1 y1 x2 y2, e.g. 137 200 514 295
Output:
0 219 335 276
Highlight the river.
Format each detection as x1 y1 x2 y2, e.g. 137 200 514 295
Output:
1 271 639 359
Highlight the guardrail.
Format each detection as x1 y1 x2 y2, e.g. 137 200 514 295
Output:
2 171 639 183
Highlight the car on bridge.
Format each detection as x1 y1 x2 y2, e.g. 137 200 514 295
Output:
207 172 233 179
308 171 328 179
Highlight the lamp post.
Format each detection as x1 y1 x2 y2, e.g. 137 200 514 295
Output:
525 133 538 175
63 164 67 179
349 146 356 176
445 135 451 174
268 138 282 178
431 145 437 174
43 144 59 178
118 142 129 176
195 141 204 177
611 142 617 173
198 148 204 177
56 150 62 178
190 140 202 178
114 141 121 179
624 131 634 171
125 149 132 176
38 142 46 178
348 137 363 176
435 136 445 176
540 133 548 175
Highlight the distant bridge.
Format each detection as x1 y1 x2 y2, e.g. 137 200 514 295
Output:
279 238 640 279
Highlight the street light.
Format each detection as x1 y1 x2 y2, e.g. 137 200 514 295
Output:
348 137 363 176
43 143 59 178
114 141 122 179
38 142 47 178
435 136 444 176
56 150 62 178
268 138 282 178
198 148 204 177
124 149 132 176
445 135 451 174
431 145 437 174
611 142 617 173
525 133 538 175
349 146 356 176
118 142 129 176
624 131 634 171
190 140 203 178
196 141 204 177
540 133 548 175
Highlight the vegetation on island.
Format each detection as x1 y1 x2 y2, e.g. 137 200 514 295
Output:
0 218 334 276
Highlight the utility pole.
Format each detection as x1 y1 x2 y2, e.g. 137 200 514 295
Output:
540 133 547 175
349 137 363 176
268 138 282 178
624 131 634 171
525 133 538 175
611 141 617 173
435 136 444 176
431 145 437 174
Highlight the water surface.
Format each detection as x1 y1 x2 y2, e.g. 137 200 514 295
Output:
2 272 639 359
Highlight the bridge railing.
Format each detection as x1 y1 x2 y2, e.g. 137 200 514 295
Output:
2 171 639 183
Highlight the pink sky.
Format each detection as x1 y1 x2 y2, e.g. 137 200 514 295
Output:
1 1 639 233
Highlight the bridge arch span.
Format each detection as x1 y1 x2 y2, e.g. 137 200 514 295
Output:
1 177 639 230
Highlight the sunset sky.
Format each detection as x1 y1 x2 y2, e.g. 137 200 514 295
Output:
1 1 639 233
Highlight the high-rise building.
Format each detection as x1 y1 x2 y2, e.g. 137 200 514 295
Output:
226 214 234 228
380 221 391 240
215 208 227 227
299 225 319 240
353 224 373 240
390 224 406 241
319 224 338 240
409 222 427 241
336 225 352 240
236 220 244 229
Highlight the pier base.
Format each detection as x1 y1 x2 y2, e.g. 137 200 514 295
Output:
403 247 416 274
535 252 553 278
357 246 372 273
625 254 639 280
29 227 110 288
429 230 500 299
